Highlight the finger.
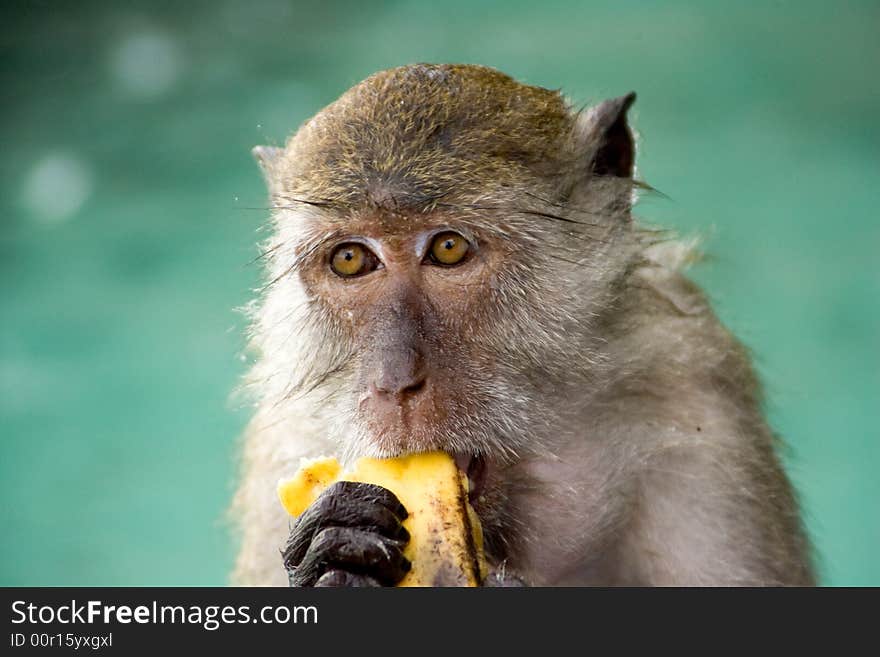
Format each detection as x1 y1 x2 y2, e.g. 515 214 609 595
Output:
289 527 411 587
329 481 408 519
314 570 382 587
283 481 409 568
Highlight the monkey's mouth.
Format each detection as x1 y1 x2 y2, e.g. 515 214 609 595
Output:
453 453 488 504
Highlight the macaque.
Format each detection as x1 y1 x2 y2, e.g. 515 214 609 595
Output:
230 64 814 586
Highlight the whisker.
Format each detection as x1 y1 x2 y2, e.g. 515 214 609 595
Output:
273 196 338 209
517 207 592 226
634 179 669 199
245 242 282 268
258 240 323 293
436 201 607 229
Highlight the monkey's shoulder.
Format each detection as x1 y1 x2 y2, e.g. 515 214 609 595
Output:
604 246 763 407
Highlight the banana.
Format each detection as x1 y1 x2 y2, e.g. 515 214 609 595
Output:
277 451 487 587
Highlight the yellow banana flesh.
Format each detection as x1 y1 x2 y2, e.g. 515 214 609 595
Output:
277 451 487 587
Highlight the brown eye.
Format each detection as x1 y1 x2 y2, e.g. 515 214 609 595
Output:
330 243 377 278
428 231 470 266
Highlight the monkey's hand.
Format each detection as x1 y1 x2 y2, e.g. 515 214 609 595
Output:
282 481 411 587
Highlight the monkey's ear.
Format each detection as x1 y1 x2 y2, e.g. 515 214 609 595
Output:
252 145 283 193
579 92 636 178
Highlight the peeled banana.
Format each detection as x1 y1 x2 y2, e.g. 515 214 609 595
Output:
277 451 487 587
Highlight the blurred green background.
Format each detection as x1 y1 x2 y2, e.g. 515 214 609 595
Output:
1 0 877 586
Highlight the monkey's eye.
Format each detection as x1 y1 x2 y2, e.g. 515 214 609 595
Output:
428 231 470 266
330 243 379 278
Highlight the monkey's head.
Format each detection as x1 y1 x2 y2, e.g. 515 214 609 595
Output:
251 64 638 490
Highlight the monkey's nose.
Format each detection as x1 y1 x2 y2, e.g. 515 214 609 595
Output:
371 373 428 403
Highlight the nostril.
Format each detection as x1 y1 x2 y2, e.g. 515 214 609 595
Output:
372 375 427 399
402 377 426 396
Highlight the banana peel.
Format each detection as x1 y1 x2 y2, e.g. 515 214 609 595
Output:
277 451 487 587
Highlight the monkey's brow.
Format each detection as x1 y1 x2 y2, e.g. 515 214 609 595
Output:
435 200 602 227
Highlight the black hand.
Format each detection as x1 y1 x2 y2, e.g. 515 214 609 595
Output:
283 481 410 587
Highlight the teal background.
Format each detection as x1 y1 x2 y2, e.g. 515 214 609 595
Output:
1 0 877 586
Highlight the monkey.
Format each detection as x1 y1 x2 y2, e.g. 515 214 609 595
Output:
229 63 815 587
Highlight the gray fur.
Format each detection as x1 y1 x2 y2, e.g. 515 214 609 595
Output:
230 64 814 586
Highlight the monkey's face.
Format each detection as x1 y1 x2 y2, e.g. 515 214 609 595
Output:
291 211 545 479
254 65 637 510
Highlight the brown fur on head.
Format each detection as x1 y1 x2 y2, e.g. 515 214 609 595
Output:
247 63 639 470
268 65 572 206
258 64 635 208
